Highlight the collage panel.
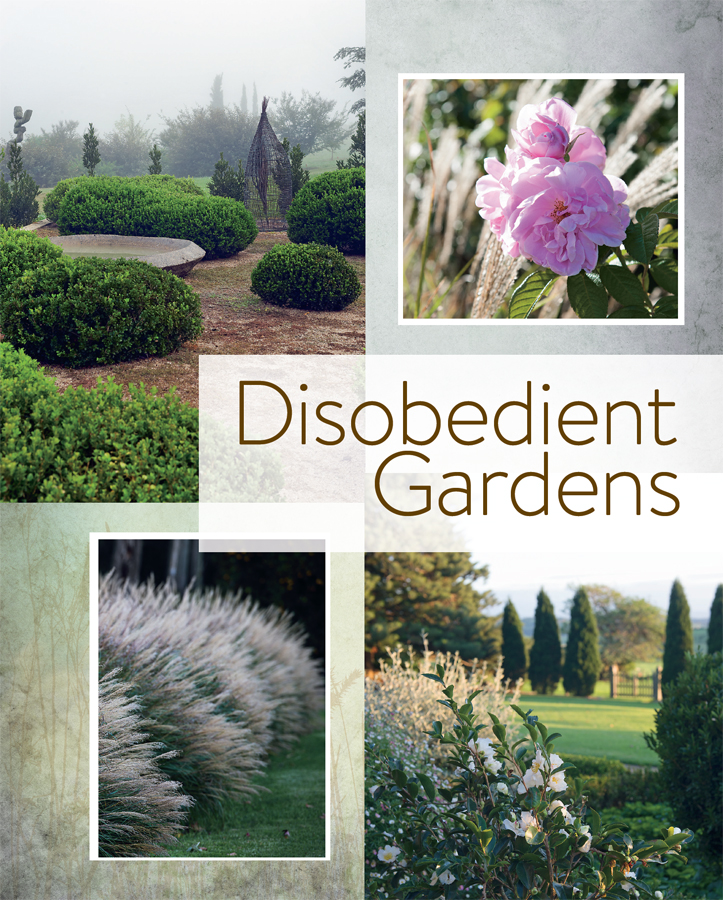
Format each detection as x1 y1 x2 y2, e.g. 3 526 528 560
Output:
1 0 723 898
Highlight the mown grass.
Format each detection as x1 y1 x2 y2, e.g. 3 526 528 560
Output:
162 720 326 858
518 692 659 765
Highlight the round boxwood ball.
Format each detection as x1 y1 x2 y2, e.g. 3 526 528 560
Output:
285 168 365 255
250 243 361 311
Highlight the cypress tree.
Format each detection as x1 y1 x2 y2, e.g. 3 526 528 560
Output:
662 579 694 691
562 587 601 697
82 123 100 175
709 585 723 654
501 599 527 683
529 588 562 694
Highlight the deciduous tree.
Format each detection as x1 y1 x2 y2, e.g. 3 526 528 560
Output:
584 584 665 672
365 553 497 667
270 90 350 156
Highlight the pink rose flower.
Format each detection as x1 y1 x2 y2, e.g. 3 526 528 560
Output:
509 160 630 276
513 98 606 170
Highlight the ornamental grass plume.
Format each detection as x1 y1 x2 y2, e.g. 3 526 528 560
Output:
403 77 678 318
98 671 192 857
365 637 521 771
99 574 324 813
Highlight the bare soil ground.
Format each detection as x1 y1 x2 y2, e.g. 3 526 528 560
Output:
24 227 365 407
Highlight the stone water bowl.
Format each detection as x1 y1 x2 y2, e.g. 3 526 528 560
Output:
48 234 205 277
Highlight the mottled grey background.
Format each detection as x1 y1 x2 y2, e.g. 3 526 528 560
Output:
367 0 723 354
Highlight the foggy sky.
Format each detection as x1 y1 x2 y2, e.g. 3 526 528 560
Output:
1 0 364 139
477 551 721 621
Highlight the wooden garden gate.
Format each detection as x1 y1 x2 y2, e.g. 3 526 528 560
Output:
609 664 662 701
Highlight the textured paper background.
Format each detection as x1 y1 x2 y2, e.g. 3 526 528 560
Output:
367 0 723 353
0 505 363 899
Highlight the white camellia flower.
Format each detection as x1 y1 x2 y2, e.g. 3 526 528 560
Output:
503 810 536 836
377 845 401 863
439 871 455 885
654 893 664 899
621 871 638 892
468 736 503 774
495 782 509 796
548 799 574 824
548 769 568 793
517 766 544 793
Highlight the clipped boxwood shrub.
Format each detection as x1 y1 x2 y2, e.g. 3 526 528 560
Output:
43 174 203 222
645 651 723 861
1 253 203 367
0 343 198 502
0 225 65 297
563 753 661 808
286 168 365 254
53 177 257 259
250 242 361 311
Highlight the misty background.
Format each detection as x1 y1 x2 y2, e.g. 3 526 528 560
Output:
477 551 720 623
1 0 364 180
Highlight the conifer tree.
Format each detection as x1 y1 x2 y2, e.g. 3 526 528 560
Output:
252 83 259 118
241 84 248 116
210 74 224 110
501 599 527 683
562 587 601 696
662 579 694 691
528 588 562 694
281 138 310 196
82 123 100 175
709 585 723 654
147 144 162 174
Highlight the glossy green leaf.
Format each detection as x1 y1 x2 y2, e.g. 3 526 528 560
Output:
509 269 557 319
650 257 678 294
651 198 678 218
567 270 609 318
599 264 649 308
624 214 659 264
607 306 652 318
652 295 678 318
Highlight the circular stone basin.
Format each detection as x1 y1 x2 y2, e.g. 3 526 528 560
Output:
48 234 205 277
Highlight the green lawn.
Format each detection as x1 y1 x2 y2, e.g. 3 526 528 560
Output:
162 722 326 859
517 692 659 766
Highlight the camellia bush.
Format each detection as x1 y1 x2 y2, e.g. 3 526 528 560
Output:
366 664 692 898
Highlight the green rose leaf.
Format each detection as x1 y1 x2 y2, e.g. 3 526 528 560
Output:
650 257 678 294
652 295 678 319
509 269 557 319
599 265 649 308
567 271 609 318
607 306 652 319
624 214 659 264
651 198 678 218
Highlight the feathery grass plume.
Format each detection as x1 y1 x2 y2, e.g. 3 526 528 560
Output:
184 585 325 746
625 140 679 212
98 670 192 857
100 578 270 809
365 637 521 770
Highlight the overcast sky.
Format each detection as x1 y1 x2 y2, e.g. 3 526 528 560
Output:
1 0 364 138
476 551 721 621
